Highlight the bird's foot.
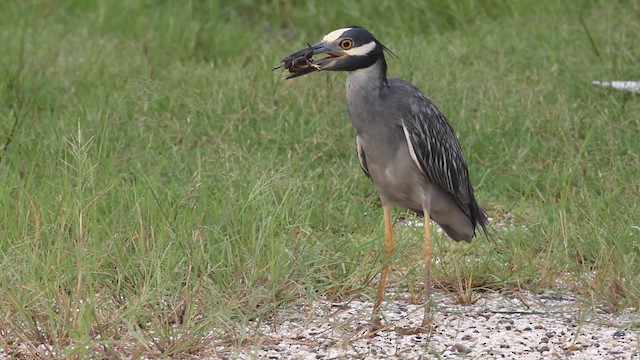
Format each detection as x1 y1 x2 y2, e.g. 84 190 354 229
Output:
396 323 435 336
351 317 388 339
396 315 435 336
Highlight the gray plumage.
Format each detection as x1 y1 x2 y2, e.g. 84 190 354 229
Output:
348 59 487 241
278 26 488 330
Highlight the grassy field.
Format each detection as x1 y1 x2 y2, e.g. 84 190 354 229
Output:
1 0 639 357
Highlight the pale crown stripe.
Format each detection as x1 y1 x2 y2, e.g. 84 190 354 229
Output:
323 28 352 42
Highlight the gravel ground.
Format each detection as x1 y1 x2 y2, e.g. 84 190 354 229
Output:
218 291 639 359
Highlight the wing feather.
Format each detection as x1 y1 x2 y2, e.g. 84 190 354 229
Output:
403 93 474 214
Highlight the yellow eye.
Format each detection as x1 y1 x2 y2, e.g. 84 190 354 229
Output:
339 39 353 50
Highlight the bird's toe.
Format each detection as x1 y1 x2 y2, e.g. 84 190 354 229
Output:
351 317 388 339
396 323 435 336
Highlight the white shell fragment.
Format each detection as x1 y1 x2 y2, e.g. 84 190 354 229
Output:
592 81 640 93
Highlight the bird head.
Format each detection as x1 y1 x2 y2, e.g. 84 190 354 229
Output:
276 26 393 79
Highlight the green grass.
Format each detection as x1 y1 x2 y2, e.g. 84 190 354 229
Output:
1 0 639 357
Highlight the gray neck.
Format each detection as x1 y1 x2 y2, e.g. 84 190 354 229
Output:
346 58 388 97
345 59 389 133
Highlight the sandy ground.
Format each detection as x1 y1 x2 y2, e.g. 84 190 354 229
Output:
217 291 639 359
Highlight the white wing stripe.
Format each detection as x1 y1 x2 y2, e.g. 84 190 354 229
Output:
356 135 367 174
401 121 426 176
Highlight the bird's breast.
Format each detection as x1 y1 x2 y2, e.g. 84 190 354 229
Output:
357 132 429 209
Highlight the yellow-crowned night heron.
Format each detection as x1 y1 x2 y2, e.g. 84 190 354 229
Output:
277 26 488 332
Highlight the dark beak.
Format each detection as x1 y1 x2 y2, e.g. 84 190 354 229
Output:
274 41 345 79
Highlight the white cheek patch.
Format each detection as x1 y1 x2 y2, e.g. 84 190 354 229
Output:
344 41 377 56
323 28 352 42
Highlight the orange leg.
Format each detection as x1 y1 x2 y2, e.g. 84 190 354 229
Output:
397 209 434 335
372 204 394 327
421 208 433 327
